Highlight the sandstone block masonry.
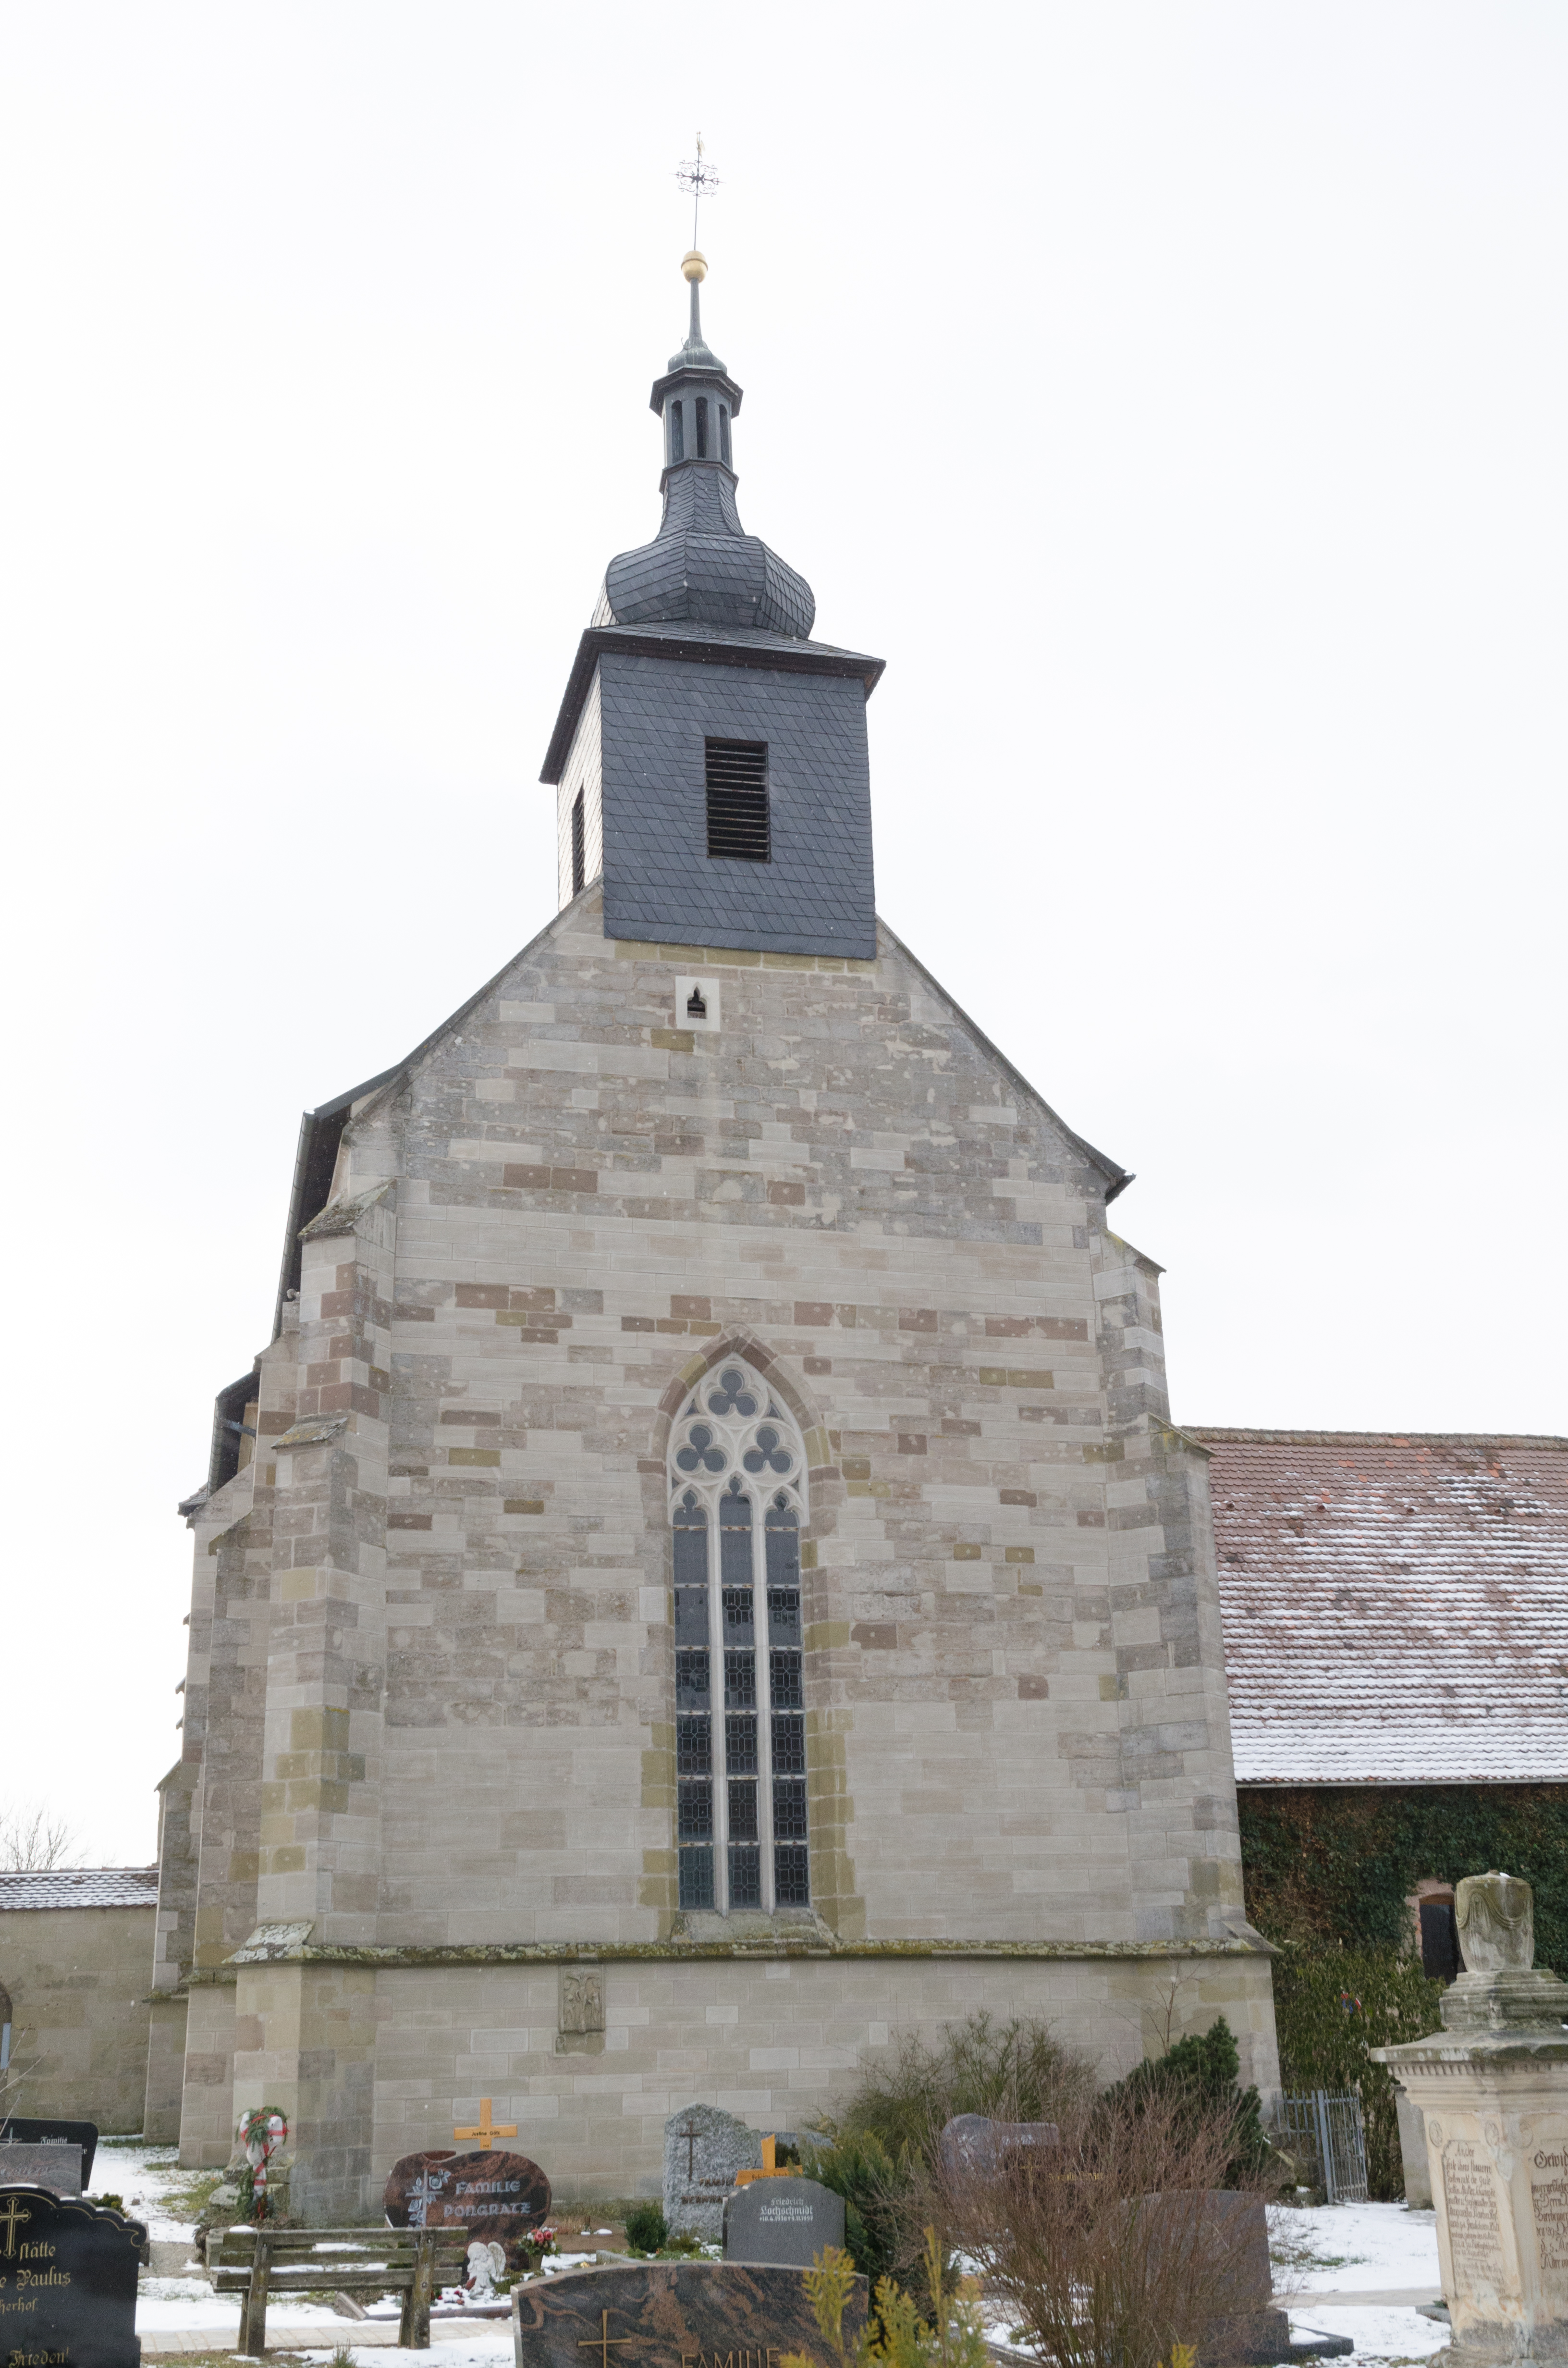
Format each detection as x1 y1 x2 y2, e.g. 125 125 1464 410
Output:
155 894 1276 2208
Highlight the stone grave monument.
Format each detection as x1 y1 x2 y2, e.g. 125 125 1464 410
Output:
387 2100 551 2266
0 2138 85 2194
0 2118 98 2187
513 2259 866 2368
1374 1870 1568 2366
0 2183 147 2368
723 2176 844 2269
663 2105 764 2242
939 2113 1060 2174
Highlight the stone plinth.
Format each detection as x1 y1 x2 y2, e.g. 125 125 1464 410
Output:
1375 1873 1568 2365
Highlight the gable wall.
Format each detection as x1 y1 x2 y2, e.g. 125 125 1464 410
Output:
271 896 1245 1951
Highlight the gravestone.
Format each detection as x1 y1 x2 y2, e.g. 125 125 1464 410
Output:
722 2176 844 2268
0 2182 147 2368
0 2120 98 2186
938 2114 1059 2175
385 2146 551 2262
1374 1870 1568 2368
663 2105 762 2242
512 2258 866 2368
0 2141 83 2195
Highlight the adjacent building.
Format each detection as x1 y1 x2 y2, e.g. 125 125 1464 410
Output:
1202 1428 1568 1969
0 1868 159 2133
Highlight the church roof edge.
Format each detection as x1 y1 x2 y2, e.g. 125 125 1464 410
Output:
540 624 886 785
874 914 1133 1204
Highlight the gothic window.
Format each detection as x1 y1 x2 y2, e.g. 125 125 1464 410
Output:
668 400 685 463
668 1357 809 1913
695 395 709 458
719 405 732 467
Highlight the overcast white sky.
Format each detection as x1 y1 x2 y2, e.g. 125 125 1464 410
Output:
3 3 1564 1866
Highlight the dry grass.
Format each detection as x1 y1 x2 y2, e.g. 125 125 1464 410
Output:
934 2082 1284 2368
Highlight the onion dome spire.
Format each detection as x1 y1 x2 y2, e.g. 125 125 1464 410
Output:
600 254 815 640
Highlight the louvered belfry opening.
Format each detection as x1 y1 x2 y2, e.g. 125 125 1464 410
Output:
705 738 770 862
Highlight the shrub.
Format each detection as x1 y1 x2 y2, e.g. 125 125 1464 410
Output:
1268 1941 1443 2199
624 2201 668 2256
821 2011 1095 2171
937 2074 1277 2368
800 2129 910 2294
779 2232 991 2368
1101 2015 1275 2184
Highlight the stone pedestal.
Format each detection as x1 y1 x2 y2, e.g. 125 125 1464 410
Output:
1375 1873 1568 2366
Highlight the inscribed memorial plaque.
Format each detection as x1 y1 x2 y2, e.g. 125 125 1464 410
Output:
512 2259 866 2368
386 2147 551 2255
0 2144 83 2195
723 2178 844 2268
938 2114 1059 2175
1442 2140 1507 2290
0 2182 146 2368
0 2122 99 2187
1534 2155 1568 2276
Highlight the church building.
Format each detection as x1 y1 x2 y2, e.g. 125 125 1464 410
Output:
150 253 1280 2215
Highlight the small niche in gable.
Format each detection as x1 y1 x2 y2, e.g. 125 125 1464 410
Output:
675 975 721 1032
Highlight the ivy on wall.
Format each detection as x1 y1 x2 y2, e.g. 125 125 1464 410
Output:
1268 1943 1443 2199
1238 1785 1568 1973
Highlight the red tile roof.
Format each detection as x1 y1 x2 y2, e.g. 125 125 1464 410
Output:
1193 1431 1568 1785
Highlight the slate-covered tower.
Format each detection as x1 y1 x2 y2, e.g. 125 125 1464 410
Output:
546 249 879 962
149 256 1277 2215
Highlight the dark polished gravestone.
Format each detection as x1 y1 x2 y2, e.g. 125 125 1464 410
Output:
513 2260 867 2368
0 2122 99 2187
722 2179 845 2270
386 2148 551 2257
0 2182 147 2368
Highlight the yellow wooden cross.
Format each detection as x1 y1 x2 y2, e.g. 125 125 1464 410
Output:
0 2195 30 2258
735 2132 793 2188
578 2310 632 2368
453 2097 516 2148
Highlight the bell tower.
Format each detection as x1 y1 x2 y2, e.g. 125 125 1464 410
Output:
541 253 883 962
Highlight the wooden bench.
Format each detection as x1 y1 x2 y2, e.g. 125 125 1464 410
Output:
207 2223 474 2352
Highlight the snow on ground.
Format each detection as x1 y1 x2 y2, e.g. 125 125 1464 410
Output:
1271 2201 1442 2294
90 2137 200 2243
1272 2200 1447 2366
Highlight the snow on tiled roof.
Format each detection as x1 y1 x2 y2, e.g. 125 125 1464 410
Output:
0 1866 159 1910
1195 1431 1568 1785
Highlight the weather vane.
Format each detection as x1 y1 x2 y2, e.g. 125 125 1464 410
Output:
675 136 720 250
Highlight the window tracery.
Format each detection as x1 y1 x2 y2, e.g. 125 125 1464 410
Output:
667 1357 808 1913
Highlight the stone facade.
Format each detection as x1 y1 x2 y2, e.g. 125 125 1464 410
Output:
153 895 1277 2205
0 1893 156 2132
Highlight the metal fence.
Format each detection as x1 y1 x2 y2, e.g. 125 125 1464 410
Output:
1275 2090 1370 2203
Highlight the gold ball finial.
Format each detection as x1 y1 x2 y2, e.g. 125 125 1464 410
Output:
682 250 707 284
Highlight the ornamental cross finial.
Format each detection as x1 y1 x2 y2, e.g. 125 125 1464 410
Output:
675 135 720 250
